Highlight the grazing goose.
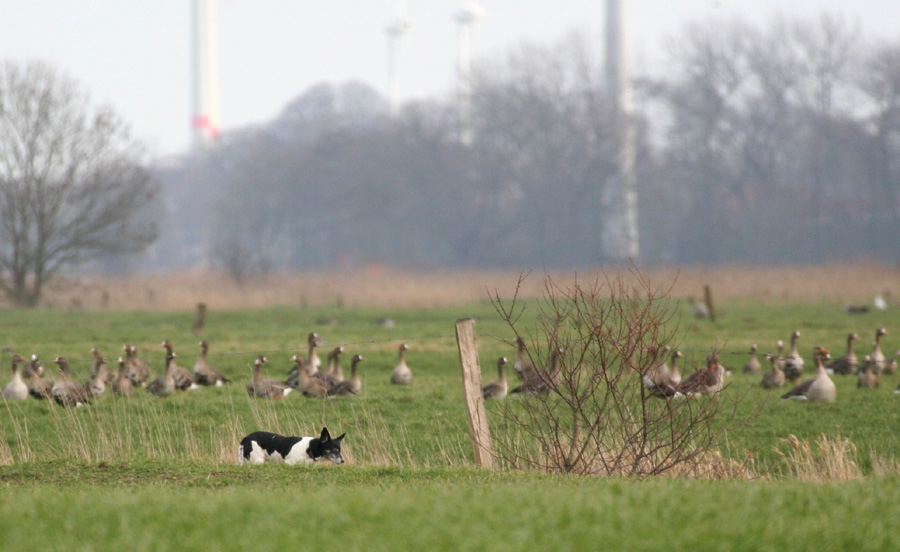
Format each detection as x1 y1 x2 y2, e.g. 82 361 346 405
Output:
194 341 230 386
679 353 725 398
871 328 888 373
52 357 91 407
26 355 52 400
511 346 563 396
248 356 293 399
317 346 345 385
482 357 509 400
782 347 835 402
2 354 29 401
390 343 412 385
292 354 330 398
83 356 110 397
147 352 177 398
783 331 804 382
742 344 762 374
111 357 134 397
828 333 859 376
328 354 364 397
124 345 150 388
761 353 786 389
512 336 538 382
161 340 199 391
857 355 879 389
90 348 113 384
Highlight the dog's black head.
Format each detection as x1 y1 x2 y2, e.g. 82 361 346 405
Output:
317 427 346 465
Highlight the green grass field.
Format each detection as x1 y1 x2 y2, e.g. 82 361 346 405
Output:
2 297 900 550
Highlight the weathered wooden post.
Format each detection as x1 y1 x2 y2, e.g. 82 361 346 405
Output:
703 284 717 322
193 302 207 334
455 317 494 469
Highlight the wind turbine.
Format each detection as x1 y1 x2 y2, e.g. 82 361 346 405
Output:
603 0 639 259
385 2 413 116
191 0 221 149
455 2 485 145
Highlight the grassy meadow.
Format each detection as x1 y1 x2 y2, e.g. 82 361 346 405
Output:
2 268 900 550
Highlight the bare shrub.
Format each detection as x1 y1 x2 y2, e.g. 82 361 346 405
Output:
489 268 748 477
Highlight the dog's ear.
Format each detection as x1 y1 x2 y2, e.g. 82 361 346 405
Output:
334 433 345 442
320 427 331 441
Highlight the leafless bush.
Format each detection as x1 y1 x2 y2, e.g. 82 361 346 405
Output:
489 268 748 477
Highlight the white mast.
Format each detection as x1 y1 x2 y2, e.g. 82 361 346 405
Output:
603 0 639 259
455 2 485 145
191 0 221 149
385 2 413 116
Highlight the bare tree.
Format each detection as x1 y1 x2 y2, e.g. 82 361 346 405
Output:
0 61 158 306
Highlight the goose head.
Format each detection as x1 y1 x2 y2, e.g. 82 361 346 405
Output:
54 357 70 374
749 344 758 354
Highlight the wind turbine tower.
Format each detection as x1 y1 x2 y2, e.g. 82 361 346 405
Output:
455 2 485 145
385 2 414 116
191 0 221 149
603 0 639 259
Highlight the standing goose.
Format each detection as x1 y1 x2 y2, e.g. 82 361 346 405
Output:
2 354 29 401
328 354 364 397
888 350 899 376
644 347 680 398
248 356 293 399
111 357 134 397
782 347 835 402
26 354 52 400
194 340 230 386
52 357 91 407
679 353 725 397
390 343 412 385
761 353 786 389
292 354 330 398
161 340 199 391
511 347 563 396
828 333 859 375
317 346 345 385
305 332 322 372
83 356 110 397
773 340 786 374
742 344 762 374
857 355 879 389
90 348 113 384
871 328 888 373
482 357 509 400
124 345 150 388
512 336 537 382
782 331 804 382
147 351 177 398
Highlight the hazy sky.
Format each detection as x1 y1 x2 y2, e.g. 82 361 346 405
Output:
3 1 898 159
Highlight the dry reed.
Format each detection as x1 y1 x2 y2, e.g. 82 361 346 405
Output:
775 433 863 482
26 263 900 311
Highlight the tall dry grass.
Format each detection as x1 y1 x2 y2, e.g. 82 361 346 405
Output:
26 263 900 311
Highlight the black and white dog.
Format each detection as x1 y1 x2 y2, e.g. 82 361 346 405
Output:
239 427 346 465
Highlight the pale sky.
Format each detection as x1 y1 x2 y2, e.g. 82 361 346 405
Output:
2 1 898 159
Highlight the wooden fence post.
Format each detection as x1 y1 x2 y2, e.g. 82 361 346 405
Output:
455 317 495 469
703 284 717 322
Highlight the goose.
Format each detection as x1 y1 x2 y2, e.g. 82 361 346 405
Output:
26 354 52 400
292 354 330 398
482 357 509 400
83 356 110 397
782 347 835 402
871 328 888 373
286 335 323 386
111 357 134 397
161 340 199 391
316 346 345 385
390 343 412 385
328 354 364 397
2 354 29 401
643 347 680 398
857 355 879 389
248 356 292 399
782 331 804 382
52 357 91 407
828 333 859 376
147 351 177 398
194 340 230 386
773 340 786 374
511 346 563 396
761 353 786 389
124 345 150 388
512 336 537 382
679 353 725 397
742 344 762 374
307 332 322 371
90 348 113 384
888 350 899 376
21 353 41 380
